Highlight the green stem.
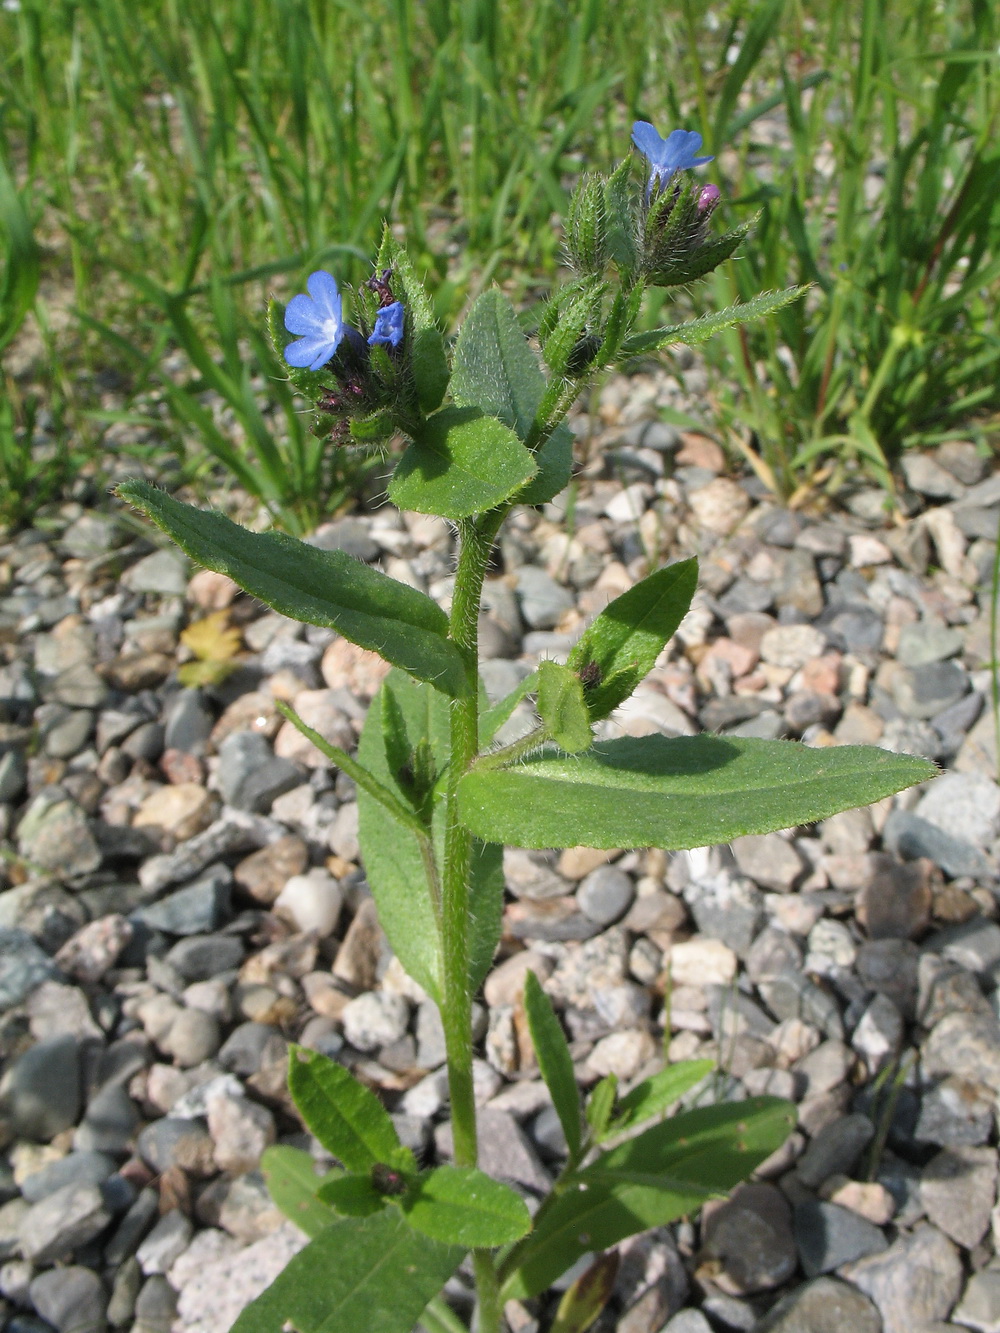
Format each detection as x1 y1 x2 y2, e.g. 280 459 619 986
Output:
440 509 506 1333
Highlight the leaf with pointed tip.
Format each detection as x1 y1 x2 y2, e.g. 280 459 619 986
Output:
458 735 937 850
550 1251 619 1333
620 287 808 357
288 1047 414 1175
567 558 697 721
537 660 592 754
607 1060 714 1137
523 971 582 1160
317 1173 388 1217
116 481 464 696
585 1076 618 1140
390 407 537 519
501 1098 795 1299
259 1146 340 1238
230 1208 464 1333
401 1166 532 1247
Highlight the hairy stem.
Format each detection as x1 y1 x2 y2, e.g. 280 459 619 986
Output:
441 510 506 1333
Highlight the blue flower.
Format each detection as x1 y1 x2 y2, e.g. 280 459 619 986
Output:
631 122 713 193
368 301 405 349
283 270 344 371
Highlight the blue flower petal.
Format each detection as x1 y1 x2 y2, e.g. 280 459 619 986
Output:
307 270 341 322
284 293 322 336
631 121 666 161
368 301 405 349
285 335 334 371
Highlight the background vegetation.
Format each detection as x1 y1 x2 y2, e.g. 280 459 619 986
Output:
1 0 997 527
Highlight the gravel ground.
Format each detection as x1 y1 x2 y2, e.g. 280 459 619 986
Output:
1 367 999 1333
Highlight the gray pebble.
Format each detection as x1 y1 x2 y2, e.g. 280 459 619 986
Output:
921 1145 998 1249
133 1275 177 1333
135 1119 215 1176
796 1114 874 1188
29 1265 107 1333
132 866 232 936
74 1083 142 1156
841 1223 962 1333
794 1200 887 1276
914 1076 994 1148
163 690 214 755
307 517 379 561
20 1183 111 1265
951 1270 1000 1333
577 866 635 926
122 549 188 596
699 1183 797 1294
0 1035 80 1141
515 565 574 630
103 1189 159 1267
755 1276 882 1333
20 1152 116 1206
106 1258 141 1328
165 934 244 982
882 810 991 880
16 792 102 878
0 930 59 1012
218 1022 286 1076
686 872 763 955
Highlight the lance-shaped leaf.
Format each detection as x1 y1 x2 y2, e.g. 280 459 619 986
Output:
401 1166 532 1247
585 1076 618 1141
358 672 504 1000
620 287 808 357
230 1208 465 1333
450 288 574 506
317 1173 388 1217
523 971 582 1161
389 406 537 520
537 660 592 754
607 1060 714 1137
550 1251 619 1333
458 735 937 850
260 1145 340 1238
567 559 697 720
501 1097 795 1299
288 1047 414 1175
116 480 464 696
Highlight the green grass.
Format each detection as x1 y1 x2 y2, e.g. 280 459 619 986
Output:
1 0 997 526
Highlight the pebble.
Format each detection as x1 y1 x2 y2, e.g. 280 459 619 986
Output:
920 1145 998 1249
206 1093 276 1174
136 1210 193 1276
16 791 102 877
755 1276 882 1333
136 1119 216 1176
576 866 635 925
952 1270 1000 1333
20 1183 112 1264
29 1265 108 1333
917 772 1000 850
233 834 309 904
341 991 410 1052
699 1183 797 1294
19 1151 116 1205
668 939 738 986
796 1114 874 1188
794 1199 887 1275
841 1224 963 1333
0 1035 81 1141
272 869 342 936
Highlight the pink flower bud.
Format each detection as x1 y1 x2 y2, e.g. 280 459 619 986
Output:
697 183 721 212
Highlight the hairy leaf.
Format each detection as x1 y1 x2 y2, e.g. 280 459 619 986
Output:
116 481 464 695
458 735 936 850
523 971 582 1160
230 1209 464 1333
390 407 537 519
402 1166 532 1247
288 1047 413 1175
537 660 592 754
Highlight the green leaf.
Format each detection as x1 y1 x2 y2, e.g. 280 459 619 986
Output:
402 1166 532 1247
550 1252 619 1333
585 1076 618 1140
458 735 937 850
608 1061 715 1137
412 328 450 413
451 289 547 441
230 1208 464 1333
317 1173 388 1217
566 559 697 720
501 1098 794 1299
537 660 592 754
480 669 539 745
389 406 537 520
515 420 574 507
0 156 41 355
116 481 464 697
450 288 574 507
523 971 582 1161
620 288 809 358
357 672 503 999
259 1145 339 1238
288 1047 414 1175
